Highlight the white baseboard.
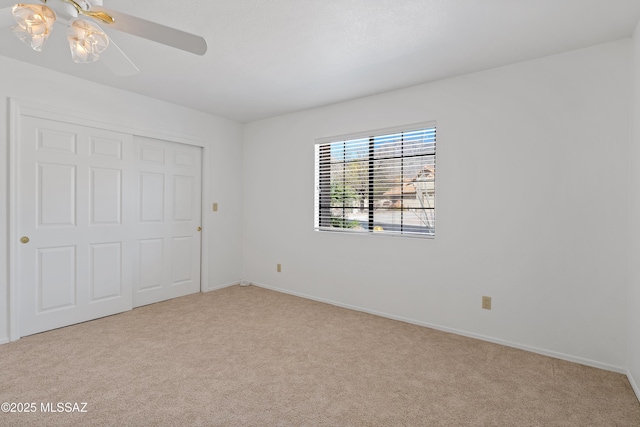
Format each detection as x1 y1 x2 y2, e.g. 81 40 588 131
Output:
205 281 240 292
0 338 9 346
628 370 640 403
249 281 627 375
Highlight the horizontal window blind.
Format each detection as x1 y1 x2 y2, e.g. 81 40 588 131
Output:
314 125 436 237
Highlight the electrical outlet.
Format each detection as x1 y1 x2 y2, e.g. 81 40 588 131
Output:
212 203 218 212
277 263 282 273
482 296 492 310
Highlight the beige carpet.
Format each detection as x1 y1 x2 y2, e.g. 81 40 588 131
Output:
0 285 638 426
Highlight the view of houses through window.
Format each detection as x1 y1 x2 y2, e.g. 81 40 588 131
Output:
315 125 436 237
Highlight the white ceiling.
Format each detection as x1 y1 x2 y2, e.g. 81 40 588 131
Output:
1 0 640 123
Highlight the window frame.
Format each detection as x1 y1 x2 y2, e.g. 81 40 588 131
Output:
314 121 436 239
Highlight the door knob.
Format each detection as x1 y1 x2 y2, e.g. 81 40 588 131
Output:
197 227 202 232
20 236 30 244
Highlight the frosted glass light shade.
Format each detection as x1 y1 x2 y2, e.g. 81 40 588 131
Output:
67 20 109 64
12 4 56 52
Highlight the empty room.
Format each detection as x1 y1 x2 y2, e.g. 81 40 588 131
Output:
1 0 640 425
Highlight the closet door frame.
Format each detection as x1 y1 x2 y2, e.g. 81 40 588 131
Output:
7 98 211 342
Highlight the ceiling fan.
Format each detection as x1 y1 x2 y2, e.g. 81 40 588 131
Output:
0 0 207 76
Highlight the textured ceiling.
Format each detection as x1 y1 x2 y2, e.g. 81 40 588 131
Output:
1 0 640 122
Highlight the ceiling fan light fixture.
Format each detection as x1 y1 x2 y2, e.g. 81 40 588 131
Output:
67 19 109 64
11 4 56 52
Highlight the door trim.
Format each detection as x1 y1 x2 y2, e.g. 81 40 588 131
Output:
8 98 211 342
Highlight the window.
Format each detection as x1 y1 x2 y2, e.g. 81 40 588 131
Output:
314 123 436 237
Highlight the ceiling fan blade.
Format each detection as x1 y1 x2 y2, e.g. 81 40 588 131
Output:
0 6 14 28
100 34 140 76
93 7 207 56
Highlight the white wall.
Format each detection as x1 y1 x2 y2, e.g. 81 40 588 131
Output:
629 22 640 395
243 40 631 370
0 56 244 343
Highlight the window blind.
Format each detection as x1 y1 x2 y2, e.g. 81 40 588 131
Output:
314 125 436 237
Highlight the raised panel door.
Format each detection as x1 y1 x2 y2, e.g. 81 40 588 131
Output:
133 137 202 307
18 115 134 336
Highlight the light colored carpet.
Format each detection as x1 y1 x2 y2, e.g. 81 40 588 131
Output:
0 285 638 426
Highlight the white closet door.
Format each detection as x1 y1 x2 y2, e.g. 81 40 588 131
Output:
18 115 135 336
133 136 202 307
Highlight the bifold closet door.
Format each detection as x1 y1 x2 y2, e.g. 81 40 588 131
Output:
132 136 202 308
17 116 135 337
